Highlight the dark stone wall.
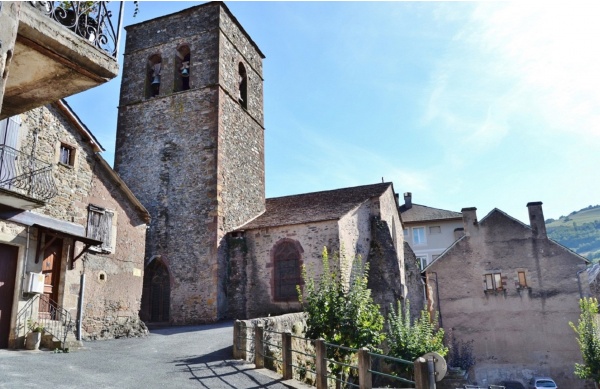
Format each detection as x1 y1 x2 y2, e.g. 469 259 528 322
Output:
115 3 264 324
403 241 426 320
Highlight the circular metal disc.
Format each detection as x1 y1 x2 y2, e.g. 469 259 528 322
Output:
422 351 447 382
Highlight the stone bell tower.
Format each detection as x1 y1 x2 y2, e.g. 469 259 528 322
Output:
114 2 265 324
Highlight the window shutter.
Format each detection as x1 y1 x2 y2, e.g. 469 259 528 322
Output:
87 205 113 252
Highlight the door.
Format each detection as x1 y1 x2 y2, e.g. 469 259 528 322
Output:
141 260 170 323
0 243 18 348
39 238 63 320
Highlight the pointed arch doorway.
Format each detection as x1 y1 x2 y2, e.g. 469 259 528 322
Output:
141 259 170 323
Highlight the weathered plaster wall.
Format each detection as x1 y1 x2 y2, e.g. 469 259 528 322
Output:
337 201 371 282
426 210 589 387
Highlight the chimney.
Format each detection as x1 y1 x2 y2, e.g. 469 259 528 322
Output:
404 192 412 209
461 207 478 236
527 201 547 238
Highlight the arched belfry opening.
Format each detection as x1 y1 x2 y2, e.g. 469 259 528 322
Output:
175 44 190 92
141 259 170 323
146 54 162 98
238 62 248 109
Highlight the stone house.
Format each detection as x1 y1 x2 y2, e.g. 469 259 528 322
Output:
400 192 463 269
424 202 590 387
227 182 406 320
0 100 149 349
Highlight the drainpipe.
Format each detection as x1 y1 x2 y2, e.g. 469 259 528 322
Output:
77 273 85 341
21 226 31 298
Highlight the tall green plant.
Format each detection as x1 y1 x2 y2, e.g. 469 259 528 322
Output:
386 300 448 368
570 297 600 384
298 247 385 381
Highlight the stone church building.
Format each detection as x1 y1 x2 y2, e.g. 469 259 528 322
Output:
114 2 407 325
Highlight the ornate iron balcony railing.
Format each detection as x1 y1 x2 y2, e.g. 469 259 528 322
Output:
28 1 124 58
0 145 59 201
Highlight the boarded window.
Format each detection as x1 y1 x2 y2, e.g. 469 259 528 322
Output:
273 241 302 301
429 226 441 234
518 271 527 287
87 205 114 253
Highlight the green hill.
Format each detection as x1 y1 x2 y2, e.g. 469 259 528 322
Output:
546 205 600 262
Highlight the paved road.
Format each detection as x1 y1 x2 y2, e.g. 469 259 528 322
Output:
0 321 295 389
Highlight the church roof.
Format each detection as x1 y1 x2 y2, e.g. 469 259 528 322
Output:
399 203 462 223
239 182 394 230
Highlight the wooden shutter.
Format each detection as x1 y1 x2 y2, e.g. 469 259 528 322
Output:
87 205 114 252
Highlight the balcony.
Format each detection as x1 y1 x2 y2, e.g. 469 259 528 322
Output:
0 2 122 120
0 145 58 209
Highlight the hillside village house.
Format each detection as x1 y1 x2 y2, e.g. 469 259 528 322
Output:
400 192 463 269
0 101 149 349
424 202 590 388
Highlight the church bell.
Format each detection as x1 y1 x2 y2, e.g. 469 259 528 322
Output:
151 76 161 85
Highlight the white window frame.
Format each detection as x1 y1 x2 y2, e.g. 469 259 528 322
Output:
412 227 426 245
416 255 428 270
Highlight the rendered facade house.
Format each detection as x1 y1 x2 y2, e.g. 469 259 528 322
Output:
227 182 406 320
424 202 590 388
400 192 463 269
0 101 149 349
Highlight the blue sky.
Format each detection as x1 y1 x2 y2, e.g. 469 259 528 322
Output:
66 1 600 224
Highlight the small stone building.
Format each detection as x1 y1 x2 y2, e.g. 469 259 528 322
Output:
424 202 590 388
227 182 406 319
0 100 149 348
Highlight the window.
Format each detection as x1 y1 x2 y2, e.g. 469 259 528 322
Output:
412 227 426 245
87 205 115 253
403 228 409 238
59 143 75 166
175 44 190 92
429 226 441 234
417 256 428 270
484 273 504 291
146 54 162 98
273 240 303 301
238 62 248 109
518 271 527 288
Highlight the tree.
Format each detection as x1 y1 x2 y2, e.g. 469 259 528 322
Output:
570 297 600 386
298 247 385 382
386 299 448 374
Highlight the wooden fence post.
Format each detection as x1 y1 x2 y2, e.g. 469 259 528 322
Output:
282 331 293 380
358 347 372 389
255 325 264 368
315 338 328 389
413 357 429 389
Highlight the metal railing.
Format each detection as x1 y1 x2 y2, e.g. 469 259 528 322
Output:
15 293 75 350
233 320 432 389
0 145 58 201
28 1 124 58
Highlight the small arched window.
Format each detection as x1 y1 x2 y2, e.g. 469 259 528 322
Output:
146 54 162 98
272 239 303 302
174 44 190 92
238 62 248 109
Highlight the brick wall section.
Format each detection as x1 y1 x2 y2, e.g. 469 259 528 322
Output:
426 209 589 387
115 2 265 324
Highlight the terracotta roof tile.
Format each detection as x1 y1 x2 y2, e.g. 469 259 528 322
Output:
240 182 393 230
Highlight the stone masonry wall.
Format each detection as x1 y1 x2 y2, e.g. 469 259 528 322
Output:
4 104 147 344
115 2 265 324
337 201 372 284
237 221 340 319
426 210 589 387
78 160 147 340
